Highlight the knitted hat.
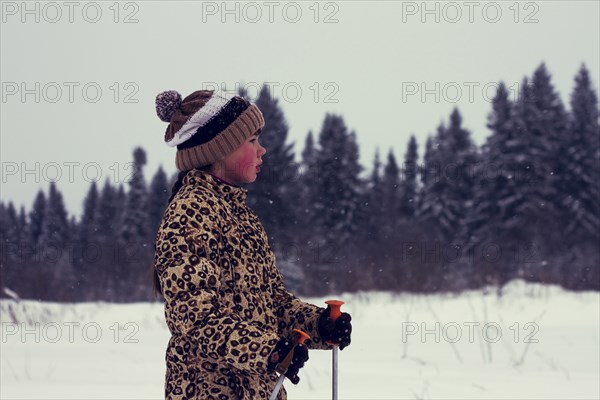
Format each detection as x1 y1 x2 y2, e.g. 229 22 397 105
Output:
155 89 265 171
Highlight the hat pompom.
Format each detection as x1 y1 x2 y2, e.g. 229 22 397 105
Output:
155 90 182 122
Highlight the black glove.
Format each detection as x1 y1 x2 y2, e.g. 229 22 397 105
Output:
267 337 309 385
318 306 352 350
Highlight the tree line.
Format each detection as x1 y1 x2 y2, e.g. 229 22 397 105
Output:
1 62 598 302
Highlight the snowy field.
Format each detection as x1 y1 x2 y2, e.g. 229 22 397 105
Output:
1 280 598 400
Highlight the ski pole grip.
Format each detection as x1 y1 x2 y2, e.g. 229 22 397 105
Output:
276 329 310 374
325 300 344 322
293 329 310 345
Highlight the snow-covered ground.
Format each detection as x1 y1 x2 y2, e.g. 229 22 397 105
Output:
1 280 598 399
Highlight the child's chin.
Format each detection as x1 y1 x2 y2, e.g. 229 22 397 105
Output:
240 174 256 184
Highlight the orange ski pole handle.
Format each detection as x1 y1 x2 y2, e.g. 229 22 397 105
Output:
325 300 345 345
292 329 310 345
325 300 345 322
276 329 310 374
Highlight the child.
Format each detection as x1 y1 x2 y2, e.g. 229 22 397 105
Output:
152 89 352 400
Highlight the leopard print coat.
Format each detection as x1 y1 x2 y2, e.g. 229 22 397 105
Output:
153 169 332 400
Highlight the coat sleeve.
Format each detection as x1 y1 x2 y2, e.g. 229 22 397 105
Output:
156 193 279 375
270 267 334 351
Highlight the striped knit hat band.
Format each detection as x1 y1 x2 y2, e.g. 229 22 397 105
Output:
155 89 265 171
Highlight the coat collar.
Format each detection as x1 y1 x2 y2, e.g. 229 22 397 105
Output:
182 169 248 205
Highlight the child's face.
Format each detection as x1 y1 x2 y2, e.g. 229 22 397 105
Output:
213 133 266 184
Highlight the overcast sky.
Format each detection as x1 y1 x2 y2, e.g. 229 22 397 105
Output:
1 1 599 218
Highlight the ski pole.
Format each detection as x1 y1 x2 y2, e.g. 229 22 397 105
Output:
269 329 310 400
325 299 345 400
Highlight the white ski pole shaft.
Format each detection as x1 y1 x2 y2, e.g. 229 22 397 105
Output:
332 345 339 400
269 374 286 400
325 300 345 400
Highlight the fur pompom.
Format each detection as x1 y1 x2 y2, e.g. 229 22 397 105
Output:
155 90 182 122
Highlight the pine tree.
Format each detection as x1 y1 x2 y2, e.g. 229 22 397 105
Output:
381 149 401 237
39 182 70 250
299 130 318 223
294 131 319 294
16 206 31 287
302 131 317 172
342 130 364 234
386 135 422 291
359 148 384 290
400 135 419 218
417 110 477 240
420 136 434 188
119 147 149 244
445 110 479 289
80 181 99 245
17 206 29 245
118 147 151 300
342 130 366 290
116 184 126 205
0 202 19 293
2 202 29 249
365 148 384 242
460 82 521 286
29 190 46 247
557 64 600 289
504 65 569 283
3 201 21 263
562 64 600 239
375 149 402 289
313 114 361 237
312 114 364 293
25 191 48 296
75 181 100 299
95 179 121 300
147 165 170 241
38 182 75 300
97 180 120 242
416 109 478 290
531 63 569 223
4 202 18 234
494 77 539 232
115 184 127 241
